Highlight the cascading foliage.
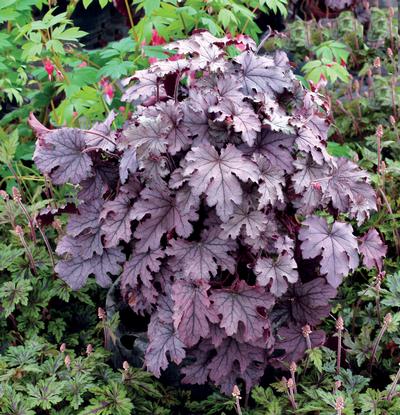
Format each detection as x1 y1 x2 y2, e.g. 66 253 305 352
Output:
30 31 386 394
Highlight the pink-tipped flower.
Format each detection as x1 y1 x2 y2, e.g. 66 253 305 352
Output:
373 57 381 69
44 59 55 81
0 190 9 201
79 61 88 68
14 225 24 236
376 124 384 140
98 307 106 320
11 186 23 204
232 385 241 398
390 115 396 126
60 343 66 353
64 354 71 368
123 361 130 371
119 106 126 113
86 344 93 355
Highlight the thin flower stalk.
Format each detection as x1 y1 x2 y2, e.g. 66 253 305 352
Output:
232 385 243 415
370 313 392 371
387 364 400 401
15 225 37 275
336 316 344 375
12 187 36 243
290 361 298 394
335 396 345 415
36 219 55 270
302 325 312 350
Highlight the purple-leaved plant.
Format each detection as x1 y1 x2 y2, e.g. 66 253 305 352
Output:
30 31 385 394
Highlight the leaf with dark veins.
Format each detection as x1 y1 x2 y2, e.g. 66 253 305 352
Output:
124 115 169 159
132 184 198 252
120 147 138 184
292 156 329 194
56 230 104 260
208 337 265 382
235 51 292 97
358 229 387 270
296 127 331 165
100 193 135 248
243 130 295 174
299 215 359 287
255 253 298 297
33 128 93 185
210 280 274 341
66 199 104 237
184 143 259 221
121 248 165 290
85 110 117 151
121 70 165 102
146 312 186 377
172 279 218 347
156 101 192 155
166 228 236 281
210 100 261 146
183 90 218 144
220 204 269 240
279 278 337 325
255 154 285 208
55 247 125 290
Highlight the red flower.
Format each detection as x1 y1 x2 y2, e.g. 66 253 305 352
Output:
150 29 166 46
44 59 55 80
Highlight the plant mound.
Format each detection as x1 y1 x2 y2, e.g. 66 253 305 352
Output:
30 31 385 394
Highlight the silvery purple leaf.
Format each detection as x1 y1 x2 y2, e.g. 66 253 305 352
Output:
121 248 164 290
183 90 218 144
155 101 192 155
172 279 218 347
132 184 198 252
243 130 295 174
100 193 135 248
292 156 329 194
235 51 292 97
124 115 169 159
321 158 376 224
166 228 236 281
66 198 104 237
254 253 298 297
279 278 337 326
184 143 259 221
119 147 138 184
296 126 331 165
55 247 125 290
56 230 104 260
85 110 117 152
210 100 261 146
146 311 186 377
210 280 274 342
121 70 165 102
220 204 269 240
255 154 285 208
358 229 387 270
33 128 93 185
299 215 359 288
208 337 265 384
